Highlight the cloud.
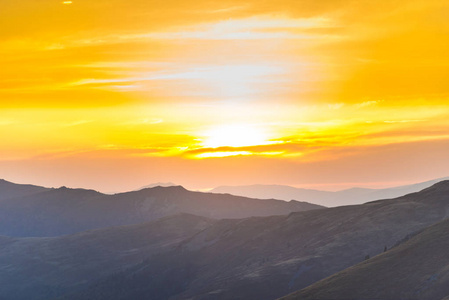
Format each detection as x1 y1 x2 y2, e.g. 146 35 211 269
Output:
383 120 424 124
142 16 337 41
355 100 381 109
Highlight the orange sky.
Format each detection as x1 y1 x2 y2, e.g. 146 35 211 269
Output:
1 0 449 192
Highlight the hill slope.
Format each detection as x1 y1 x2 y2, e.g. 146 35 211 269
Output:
0 214 215 300
0 183 323 237
281 216 449 300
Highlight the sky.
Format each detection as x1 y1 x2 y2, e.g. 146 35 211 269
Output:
1 0 449 192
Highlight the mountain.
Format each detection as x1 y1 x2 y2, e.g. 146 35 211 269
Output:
57 181 449 300
135 182 177 190
281 215 449 300
211 176 449 207
0 178 49 201
0 214 214 300
0 182 323 237
212 184 336 205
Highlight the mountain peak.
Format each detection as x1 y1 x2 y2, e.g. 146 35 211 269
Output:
136 182 177 190
150 185 187 191
0 179 12 185
53 186 103 196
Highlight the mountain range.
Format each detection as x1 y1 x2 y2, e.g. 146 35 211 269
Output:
211 177 449 207
1 178 449 299
63 180 449 300
0 179 322 237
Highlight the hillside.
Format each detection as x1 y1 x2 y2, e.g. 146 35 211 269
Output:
0 181 323 237
58 181 449 300
281 216 449 300
0 214 215 300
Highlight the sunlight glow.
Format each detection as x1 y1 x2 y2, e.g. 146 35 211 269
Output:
196 151 252 158
192 150 285 159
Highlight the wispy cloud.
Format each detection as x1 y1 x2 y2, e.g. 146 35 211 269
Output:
354 100 382 109
383 120 424 124
140 16 338 41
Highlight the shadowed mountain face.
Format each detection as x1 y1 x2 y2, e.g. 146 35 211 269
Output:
0 214 214 300
281 217 449 300
211 177 449 207
0 179 49 201
0 180 323 237
57 181 449 300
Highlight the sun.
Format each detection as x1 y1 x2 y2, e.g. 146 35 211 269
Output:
202 124 269 148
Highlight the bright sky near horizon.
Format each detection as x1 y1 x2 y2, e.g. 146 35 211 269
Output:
1 0 449 192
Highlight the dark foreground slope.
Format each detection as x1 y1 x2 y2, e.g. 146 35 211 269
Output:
60 181 449 300
0 182 322 237
281 217 449 300
0 214 214 300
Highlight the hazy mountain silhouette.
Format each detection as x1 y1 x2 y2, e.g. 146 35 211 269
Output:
211 176 449 207
56 181 449 300
281 208 449 299
0 180 322 237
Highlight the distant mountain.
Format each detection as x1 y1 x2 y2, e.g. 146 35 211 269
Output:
0 181 323 237
135 182 177 190
57 181 449 300
0 214 214 300
211 176 449 207
0 178 49 201
281 214 449 300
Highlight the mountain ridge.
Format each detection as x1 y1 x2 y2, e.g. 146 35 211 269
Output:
0 181 323 237
0 178 50 201
211 176 449 207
